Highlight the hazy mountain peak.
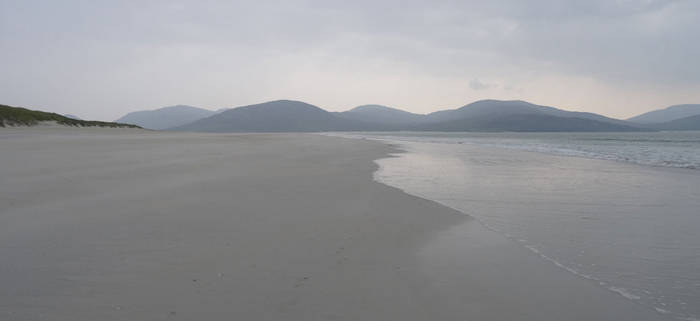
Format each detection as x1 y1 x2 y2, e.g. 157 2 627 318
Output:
427 99 551 123
169 99 646 133
348 104 409 113
460 99 541 110
467 99 530 105
156 105 204 111
424 99 636 129
648 114 700 131
115 105 215 130
172 100 373 132
628 104 700 124
238 100 323 110
337 104 425 126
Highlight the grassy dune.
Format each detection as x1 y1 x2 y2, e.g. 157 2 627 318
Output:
0 104 140 128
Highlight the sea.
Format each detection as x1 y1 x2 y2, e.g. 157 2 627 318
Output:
329 131 700 321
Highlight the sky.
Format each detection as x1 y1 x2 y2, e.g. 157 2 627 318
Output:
1 0 699 121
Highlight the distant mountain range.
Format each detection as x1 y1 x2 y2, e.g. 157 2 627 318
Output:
334 105 426 126
627 104 700 124
163 100 648 132
171 100 377 132
626 104 700 130
646 114 700 131
115 105 217 130
113 99 700 133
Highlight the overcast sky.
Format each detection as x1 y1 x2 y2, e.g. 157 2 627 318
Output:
1 0 699 121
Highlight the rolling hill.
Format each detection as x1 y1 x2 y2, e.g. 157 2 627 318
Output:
628 104 700 124
335 105 425 126
415 100 645 131
425 100 632 125
169 99 648 132
171 100 375 132
416 113 645 132
115 105 216 130
649 114 700 131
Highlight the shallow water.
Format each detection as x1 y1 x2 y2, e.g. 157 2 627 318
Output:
331 132 700 321
342 131 700 170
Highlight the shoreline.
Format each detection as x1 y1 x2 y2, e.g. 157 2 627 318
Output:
324 131 700 173
369 136 698 321
1 129 670 320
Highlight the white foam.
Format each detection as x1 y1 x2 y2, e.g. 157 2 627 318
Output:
654 307 670 314
608 286 642 300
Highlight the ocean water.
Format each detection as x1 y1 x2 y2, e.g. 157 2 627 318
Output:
342 131 700 170
328 131 700 321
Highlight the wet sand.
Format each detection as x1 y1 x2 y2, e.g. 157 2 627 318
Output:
0 128 668 320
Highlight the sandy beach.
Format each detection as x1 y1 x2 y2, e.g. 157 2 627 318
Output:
0 128 670 320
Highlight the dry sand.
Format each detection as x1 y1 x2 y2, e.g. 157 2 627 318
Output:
0 128 668 320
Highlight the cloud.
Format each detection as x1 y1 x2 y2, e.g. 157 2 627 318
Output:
469 79 493 91
0 0 698 119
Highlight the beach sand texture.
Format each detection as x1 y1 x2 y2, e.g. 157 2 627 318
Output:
0 128 668 320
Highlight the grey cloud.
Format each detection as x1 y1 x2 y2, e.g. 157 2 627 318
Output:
0 0 698 120
469 79 493 91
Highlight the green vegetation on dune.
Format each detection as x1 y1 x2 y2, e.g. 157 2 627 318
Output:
0 104 141 128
